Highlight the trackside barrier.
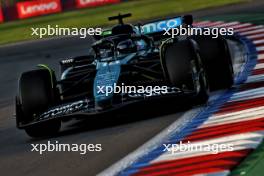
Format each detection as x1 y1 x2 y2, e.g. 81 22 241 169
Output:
109 21 264 176
0 7 4 23
75 0 121 9
16 0 62 19
0 0 124 22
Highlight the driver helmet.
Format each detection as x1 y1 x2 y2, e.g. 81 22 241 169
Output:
117 39 137 54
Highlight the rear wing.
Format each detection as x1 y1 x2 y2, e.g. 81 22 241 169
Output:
139 15 193 41
98 15 193 39
141 15 192 34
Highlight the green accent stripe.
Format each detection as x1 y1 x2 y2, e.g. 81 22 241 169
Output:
37 64 54 88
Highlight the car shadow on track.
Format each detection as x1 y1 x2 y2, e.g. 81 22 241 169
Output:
56 100 193 139
26 97 195 142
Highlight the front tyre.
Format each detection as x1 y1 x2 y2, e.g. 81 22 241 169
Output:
17 68 61 137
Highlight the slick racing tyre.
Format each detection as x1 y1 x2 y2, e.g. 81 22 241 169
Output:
161 39 209 104
192 35 234 90
18 68 61 137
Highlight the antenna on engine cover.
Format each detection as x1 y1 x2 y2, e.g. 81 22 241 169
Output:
108 13 132 25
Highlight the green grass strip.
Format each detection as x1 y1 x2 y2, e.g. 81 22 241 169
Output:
231 141 264 176
0 0 246 45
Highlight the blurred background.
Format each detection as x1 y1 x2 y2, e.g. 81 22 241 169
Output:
0 0 247 45
2 1 264 176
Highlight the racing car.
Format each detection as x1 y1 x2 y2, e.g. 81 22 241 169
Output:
15 13 234 137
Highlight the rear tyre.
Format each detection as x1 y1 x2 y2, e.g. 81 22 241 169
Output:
18 68 61 137
192 35 234 90
193 59 209 105
161 39 209 104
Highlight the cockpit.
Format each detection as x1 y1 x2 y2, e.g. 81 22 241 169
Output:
92 13 152 60
92 34 149 59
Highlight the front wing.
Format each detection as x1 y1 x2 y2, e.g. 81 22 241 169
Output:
16 90 198 129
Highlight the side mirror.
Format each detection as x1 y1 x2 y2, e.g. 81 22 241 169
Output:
183 15 193 25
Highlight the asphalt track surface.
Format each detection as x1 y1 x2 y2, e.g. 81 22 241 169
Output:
0 1 264 176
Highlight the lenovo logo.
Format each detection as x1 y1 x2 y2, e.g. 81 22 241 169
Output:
21 2 58 15
17 0 62 19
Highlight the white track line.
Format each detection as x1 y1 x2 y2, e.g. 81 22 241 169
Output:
99 21 263 176
214 21 240 28
229 93 264 103
257 46 264 51
254 63 264 69
231 86 264 98
247 33 264 39
98 107 204 176
201 108 264 128
210 106 264 119
254 39 264 44
200 114 264 128
193 21 211 26
205 171 230 176
197 21 224 27
151 132 263 163
258 54 264 60
246 74 264 83
240 28 264 35
234 23 253 30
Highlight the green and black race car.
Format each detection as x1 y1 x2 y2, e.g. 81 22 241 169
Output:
16 13 234 137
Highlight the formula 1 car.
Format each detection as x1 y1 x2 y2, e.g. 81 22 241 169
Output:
16 13 234 137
